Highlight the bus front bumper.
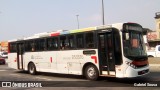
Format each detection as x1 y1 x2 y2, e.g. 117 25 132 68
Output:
124 66 149 78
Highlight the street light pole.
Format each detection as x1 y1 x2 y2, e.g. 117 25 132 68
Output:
102 0 105 25
76 15 80 29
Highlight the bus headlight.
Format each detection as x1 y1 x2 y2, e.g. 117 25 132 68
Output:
125 61 137 69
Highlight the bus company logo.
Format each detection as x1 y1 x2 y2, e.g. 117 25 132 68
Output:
72 55 84 59
2 82 12 87
31 55 34 59
31 55 43 59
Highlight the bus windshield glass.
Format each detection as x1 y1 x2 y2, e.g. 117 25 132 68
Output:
123 24 147 59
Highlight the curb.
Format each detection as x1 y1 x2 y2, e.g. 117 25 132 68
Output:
149 64 160 66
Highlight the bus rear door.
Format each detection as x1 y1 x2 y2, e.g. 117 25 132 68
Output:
17 42 24 70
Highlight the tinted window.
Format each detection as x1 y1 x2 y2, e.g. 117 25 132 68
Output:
35 39 46 51
85 32 94 48
68 35 75 49
113 29 122 65
76 34 84 48
47 37 58 50
60 36 68 50
10 43 17 53
25 40 35 52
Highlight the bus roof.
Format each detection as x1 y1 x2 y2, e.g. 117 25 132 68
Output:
8 22 140 42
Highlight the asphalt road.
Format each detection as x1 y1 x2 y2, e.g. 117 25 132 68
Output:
0 61 160 90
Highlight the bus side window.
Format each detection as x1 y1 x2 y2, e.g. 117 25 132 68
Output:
47 37 58 50
10 43 17 53
76 34 84 49
34 39 47 51
25 41 29 52
25 40 34 52
85 32 94 48
60 36 68 50
68 35 75 49
31 41 35 52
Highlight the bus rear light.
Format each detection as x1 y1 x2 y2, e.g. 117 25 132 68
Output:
125 61 137 69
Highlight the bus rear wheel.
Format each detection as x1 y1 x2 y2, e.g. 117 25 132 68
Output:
84 65 99 80
28 63 36 75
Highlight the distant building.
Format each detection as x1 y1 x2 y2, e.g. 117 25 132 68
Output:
155 12 160 32
0 41 8 52
147 12 160 48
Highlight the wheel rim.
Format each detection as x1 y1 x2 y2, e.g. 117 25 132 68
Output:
29 64 34 74
87 67 96 78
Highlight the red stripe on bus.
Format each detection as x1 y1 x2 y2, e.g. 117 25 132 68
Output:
50 57 52 63
91 56 97 64
14 58 17 62
50 33 60 36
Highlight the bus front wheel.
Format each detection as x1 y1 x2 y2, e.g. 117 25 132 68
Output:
28 63 36 75
84 65 99 80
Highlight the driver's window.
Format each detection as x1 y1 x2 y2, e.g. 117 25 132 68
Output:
123 33 130 47
131 39 139 48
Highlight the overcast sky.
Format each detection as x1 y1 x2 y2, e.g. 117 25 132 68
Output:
0 0 160 41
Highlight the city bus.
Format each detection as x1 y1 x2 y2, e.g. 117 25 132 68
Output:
8 22 149 80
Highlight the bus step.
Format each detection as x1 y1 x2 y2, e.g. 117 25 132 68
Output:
102 71 116 76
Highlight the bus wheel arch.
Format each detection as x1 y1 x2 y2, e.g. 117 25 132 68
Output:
148 55 154 57
28 62 36 75
82 63 99 81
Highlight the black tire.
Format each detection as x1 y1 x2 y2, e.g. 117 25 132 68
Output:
84 65 99 81
28 63 36 75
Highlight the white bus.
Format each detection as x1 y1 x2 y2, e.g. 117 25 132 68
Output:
8 22 149 80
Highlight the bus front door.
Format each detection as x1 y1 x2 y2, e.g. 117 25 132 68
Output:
98 32 116 76
17 43 24 70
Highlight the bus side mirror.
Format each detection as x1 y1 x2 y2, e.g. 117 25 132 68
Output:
158 46 160 51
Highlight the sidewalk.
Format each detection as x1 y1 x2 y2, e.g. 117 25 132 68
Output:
148 57 160 72
149 57 160 72
148 57 160 64
149 65 160 72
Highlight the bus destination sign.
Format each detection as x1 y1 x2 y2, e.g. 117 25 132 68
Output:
124 24 143 32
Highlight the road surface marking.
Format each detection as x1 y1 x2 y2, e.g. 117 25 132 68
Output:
0 70 7 71
35 77 53 81
9 74 21 77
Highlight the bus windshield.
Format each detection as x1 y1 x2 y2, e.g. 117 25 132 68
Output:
123 31 147 59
